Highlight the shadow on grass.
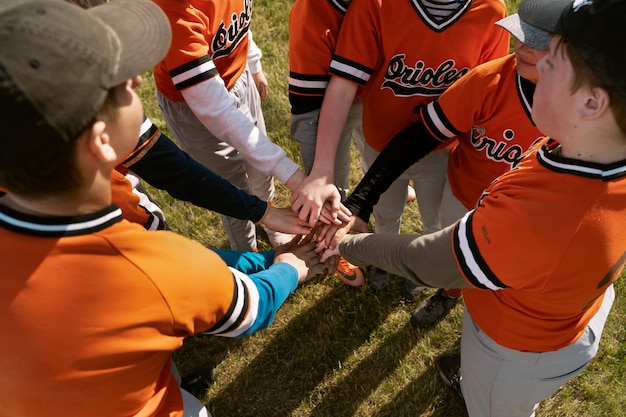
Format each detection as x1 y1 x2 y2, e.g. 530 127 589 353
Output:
309 320 466 417
202 282 407 416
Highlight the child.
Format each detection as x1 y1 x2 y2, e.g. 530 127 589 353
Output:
0 1 323 416
152 0 343 251
322 0 626 414
291 0 510 290
287 0 366 286
322 0 570 325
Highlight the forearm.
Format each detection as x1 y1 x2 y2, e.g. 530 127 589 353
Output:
182 79 300 183
344 119 443 221
310 77 358 178
338 226 471 289
130 133 267 222
234 263 299 337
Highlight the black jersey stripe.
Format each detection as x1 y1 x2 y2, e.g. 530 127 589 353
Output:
203 273 243 334
327 0 348 14
169 56 219 91
453 212 509 290
329 55 372 86
422 100 460 141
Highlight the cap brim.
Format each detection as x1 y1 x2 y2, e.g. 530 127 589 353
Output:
89 0 171 87
496 13 551 50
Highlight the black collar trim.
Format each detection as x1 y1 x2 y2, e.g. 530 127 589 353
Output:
0 204 124 237
537 142 626 181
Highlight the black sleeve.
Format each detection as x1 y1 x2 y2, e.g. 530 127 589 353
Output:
344 119 444 222
129 133 267 222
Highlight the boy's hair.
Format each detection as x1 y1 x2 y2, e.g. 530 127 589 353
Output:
554 0 626 134
0 0 170 197
561 39 626 135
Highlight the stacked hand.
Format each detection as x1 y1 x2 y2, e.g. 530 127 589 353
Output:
273 233 325 284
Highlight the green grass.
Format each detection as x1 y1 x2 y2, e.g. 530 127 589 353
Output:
137 0 626 415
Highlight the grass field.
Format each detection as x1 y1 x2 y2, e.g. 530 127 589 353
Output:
137 1 626 415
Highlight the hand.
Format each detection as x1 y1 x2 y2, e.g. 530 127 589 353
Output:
274 235 324 284
318 201 352 225
323 254 340 275
290 174 343 227
319 245 341 264
261 206 312 235
251 70 268 100
315 218 352 252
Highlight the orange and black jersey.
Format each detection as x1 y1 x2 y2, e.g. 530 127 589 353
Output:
0 204 298 416
455 140 626 351
113 116 267 231
329 0 508 151
153 0 252 101
421 54 545 209
288 0 351 115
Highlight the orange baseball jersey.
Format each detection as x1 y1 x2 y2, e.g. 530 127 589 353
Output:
421 54 545 209
330 0 509 151
113 116 166 231
153 0 252 102
0 204 298 416
454 139 626 352
288 0 350 115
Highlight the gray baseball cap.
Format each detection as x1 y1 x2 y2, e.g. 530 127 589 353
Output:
0 0 172 144
496 0 573 50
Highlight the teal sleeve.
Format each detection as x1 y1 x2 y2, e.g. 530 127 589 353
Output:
237 262 299 337
211 249 275 273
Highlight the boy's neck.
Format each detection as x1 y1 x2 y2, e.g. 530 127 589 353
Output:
558 125 626 164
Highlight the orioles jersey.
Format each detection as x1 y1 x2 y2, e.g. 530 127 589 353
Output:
288 0 352 115
113 116 167 231
153 0 252 101
330 0 509 151
0 204 298 416
454 139 626 352
421 54 545 209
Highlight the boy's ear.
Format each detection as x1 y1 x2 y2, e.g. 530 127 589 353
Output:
580 86 610 120
85 120 118 163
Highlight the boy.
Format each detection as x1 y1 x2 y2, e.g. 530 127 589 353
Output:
321 0 626 414
287 0 366 286
292 0 509 289
152 0 343 251
0 1 322 416
320 0 568 325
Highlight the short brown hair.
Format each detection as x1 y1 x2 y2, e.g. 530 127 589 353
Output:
559 38 626 136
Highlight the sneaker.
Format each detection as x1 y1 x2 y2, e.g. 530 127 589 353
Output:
367 266 392 291
406 185 416 203
410 288 460 328
336 257 365 287
436 354 464 400
181 363 217 398
402 279 427 300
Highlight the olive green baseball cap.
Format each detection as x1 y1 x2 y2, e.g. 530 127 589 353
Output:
0 0 172 144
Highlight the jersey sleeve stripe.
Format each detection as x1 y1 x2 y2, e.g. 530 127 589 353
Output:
289 77 328 94
329 56 372 86
120 117 160 168
203 268 259 336
169 56 219 91
422 101 461 141
453 211 509 290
